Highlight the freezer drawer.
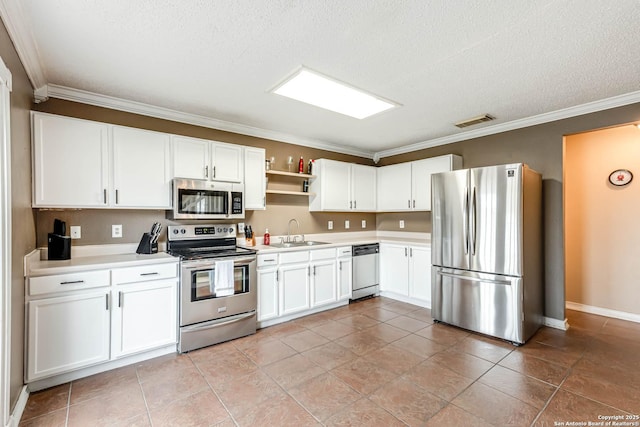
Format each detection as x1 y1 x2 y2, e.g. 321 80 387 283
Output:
431 267 525 344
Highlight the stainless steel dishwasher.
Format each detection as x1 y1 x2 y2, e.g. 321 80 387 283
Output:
351 243 379 300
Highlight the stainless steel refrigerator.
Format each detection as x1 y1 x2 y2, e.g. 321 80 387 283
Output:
431 163 543 344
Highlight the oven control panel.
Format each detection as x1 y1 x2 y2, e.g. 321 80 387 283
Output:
168 224 236 240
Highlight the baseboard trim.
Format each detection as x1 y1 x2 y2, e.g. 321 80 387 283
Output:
566 301 640 324
6 386 28 427
543 316 569 331
378 291 430 309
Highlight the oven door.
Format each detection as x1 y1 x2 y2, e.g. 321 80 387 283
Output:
180 255 257 326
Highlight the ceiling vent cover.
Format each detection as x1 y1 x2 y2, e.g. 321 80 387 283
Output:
455 114 495 128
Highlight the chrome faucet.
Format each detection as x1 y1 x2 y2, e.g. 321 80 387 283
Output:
286 218 304 243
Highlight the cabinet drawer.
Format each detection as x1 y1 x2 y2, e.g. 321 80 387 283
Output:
112 262 178 285
29 270 110 296
310 248 336 261
257 254 278 267
336 246 352 258
279 251 309 264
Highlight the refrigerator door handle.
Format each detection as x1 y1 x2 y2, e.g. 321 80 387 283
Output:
436 271 511 286
463 187 469 254
471 187 477 256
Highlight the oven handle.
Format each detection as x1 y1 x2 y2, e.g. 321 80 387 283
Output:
181 257 256 270
181 311 256 332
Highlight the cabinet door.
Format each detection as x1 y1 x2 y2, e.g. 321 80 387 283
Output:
112 126 172 208
337 257 352 300
211 142 243 182
279 263 310 316
257 267 278 321
111 280 178 358
408 246 432 305
379 244 409 295
32 113 109 207
412 156 453 211
172 135 209 180
320 159 351 210
244 147 266 210
311 260 337 307
27 291 110 381
351 164 377 211
377 163 412 211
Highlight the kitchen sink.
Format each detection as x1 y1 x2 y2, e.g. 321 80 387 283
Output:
268 241 329 248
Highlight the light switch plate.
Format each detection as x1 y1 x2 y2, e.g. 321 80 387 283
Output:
70 226 81 239
345 220 350 229
112 224 122 238
399 220 405 229
328 220 333 230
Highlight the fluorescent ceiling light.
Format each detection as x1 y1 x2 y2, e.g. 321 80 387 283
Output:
271 68 398 119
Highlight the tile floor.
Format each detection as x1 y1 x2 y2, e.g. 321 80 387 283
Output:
19 297 640 426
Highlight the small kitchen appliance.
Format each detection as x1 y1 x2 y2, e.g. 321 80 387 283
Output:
169 178 244 220
167 224 257 352
47 219 71 260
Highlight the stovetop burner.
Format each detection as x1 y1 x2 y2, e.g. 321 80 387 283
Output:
166 224 256 261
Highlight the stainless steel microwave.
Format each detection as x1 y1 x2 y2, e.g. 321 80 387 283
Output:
169 178 244 220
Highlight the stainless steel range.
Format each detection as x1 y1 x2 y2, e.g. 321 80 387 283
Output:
167 224 257 353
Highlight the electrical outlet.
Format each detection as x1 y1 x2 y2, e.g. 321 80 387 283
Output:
70 226 81 239
399 220 405 229
237 223 245 233
112 224 122 238
361 220 366 228
345 220 350 229
328 220 333 230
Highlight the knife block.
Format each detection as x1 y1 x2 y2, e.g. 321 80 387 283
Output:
136 233 158 254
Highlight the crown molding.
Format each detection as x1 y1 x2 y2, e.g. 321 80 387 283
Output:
374 90 640 159
0 0 46 89
44 84 375 159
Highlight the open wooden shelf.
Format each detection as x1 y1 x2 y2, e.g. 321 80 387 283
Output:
266 189 316 196
266 170 316 179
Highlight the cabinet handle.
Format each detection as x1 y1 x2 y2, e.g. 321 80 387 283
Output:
118 291 123 308
140 272 159 276
205 165 209 178
105 294 109 310
339 261 342 271
413 200 415 208
408 200 411 208
60 280 84 285
103 189 107 204
213 166 216 178
313 265 316 276
410 247 413 257
405 247 408 257
263 197 266 207
115 189 119 204
354 200 356 209
275 270 279 282
308 266 311 276
264 259 275 262
350 201 352 209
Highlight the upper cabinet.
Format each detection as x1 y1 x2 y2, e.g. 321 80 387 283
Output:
309 159 377 212
243 147 266 210
32 112 110 208
377 154 462 212
32 113 172 209
172 135 243 183
112 126 172 208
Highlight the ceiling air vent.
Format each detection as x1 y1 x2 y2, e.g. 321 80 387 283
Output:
455 114 495 129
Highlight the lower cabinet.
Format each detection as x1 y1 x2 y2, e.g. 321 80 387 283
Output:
380 243 432 307
257 265 278 322
111 279 178 358
279 263 310 316
27 290 111 381
311 259 337 308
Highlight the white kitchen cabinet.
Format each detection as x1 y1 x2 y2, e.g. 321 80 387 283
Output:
112 126 172 208
279 263 310 316
31 112 110 207
172 135 244 182
310 248 337 308
380 244 410 295
376 154 462 212
27 290 111 381
111 279 178 358
336 246 353 301
257 266 279 321
244 147 266 210
380 243 432 307
309 159 376 212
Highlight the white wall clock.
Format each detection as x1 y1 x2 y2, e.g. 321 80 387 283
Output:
608 169 633 186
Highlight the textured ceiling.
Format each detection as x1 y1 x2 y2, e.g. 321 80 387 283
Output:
3 0 640 158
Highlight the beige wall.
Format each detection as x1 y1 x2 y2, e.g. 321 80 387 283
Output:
565 125 640 315
0 19 37 410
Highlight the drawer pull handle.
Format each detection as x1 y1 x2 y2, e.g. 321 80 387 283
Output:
140 272 159 276
263 259 275 262
60 280 84 285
